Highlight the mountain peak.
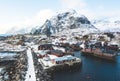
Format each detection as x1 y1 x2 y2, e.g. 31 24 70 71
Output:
31 11 99 35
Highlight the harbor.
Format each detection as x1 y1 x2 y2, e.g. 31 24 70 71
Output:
53 51 120 81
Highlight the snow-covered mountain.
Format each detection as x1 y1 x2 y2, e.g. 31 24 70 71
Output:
6 10 120 35
92 18 120 32
31 10 99 36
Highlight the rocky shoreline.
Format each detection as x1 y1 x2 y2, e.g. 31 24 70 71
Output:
0 50 28 81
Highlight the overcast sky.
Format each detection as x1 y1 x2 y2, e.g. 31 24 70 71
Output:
0 0 120 34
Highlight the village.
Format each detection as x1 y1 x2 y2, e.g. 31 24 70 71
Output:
0 32 120 81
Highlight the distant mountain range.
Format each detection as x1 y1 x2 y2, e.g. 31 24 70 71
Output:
6 26 33 35
0 34 12 37
92 18 120 32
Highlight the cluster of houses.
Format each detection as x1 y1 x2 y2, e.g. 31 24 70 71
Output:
33 43 81 69
33 32 120 68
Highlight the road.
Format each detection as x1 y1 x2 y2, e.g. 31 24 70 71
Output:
25 48 36 81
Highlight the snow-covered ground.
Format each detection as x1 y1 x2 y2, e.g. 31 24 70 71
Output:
25 48 36 81
0 42 26 52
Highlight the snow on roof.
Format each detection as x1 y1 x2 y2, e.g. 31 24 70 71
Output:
48 55 58 59
54 55 76 61
55 57 67 61
52 46 65 52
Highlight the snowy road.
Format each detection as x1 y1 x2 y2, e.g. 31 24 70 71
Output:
25 48 36 81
